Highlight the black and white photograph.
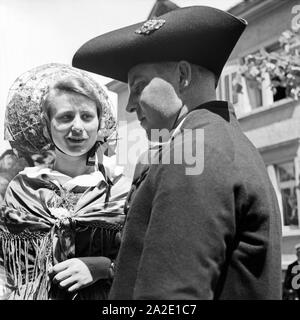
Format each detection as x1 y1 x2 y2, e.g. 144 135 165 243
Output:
0 0 300 305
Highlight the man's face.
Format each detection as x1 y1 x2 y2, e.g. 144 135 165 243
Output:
127 62 182 141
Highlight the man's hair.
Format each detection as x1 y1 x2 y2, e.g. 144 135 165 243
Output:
154 61 217 87
42 76 102 122
194 65 218 87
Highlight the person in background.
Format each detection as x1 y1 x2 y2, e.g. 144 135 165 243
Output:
0 150 26 181
0 150 17 171
73 6 282 299
284 244 300 300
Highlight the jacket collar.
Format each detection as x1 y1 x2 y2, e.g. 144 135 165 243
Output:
191 100 230 122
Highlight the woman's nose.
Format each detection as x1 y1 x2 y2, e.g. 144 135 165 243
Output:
71 116 84 134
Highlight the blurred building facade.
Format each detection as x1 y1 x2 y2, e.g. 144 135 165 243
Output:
106 0 300 277
227 0 300 275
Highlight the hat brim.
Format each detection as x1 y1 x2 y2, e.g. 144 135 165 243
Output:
72 6 247 83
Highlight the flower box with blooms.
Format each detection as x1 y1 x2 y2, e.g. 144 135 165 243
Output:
236 29 300 101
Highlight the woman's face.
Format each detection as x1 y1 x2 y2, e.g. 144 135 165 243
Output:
48 92 99 157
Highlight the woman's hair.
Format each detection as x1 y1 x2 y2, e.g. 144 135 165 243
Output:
41 76 103 125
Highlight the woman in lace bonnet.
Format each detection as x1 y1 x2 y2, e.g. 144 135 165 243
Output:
0 64 129 300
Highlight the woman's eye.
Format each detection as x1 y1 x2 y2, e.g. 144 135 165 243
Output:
81 114 94 121
58 114 72 122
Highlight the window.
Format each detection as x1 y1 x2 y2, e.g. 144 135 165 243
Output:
243 35 300 110
217 65 239 106
240 40 294 111
265 42 288 103
275 161 299 227
240 53 274 110
244 76 263 109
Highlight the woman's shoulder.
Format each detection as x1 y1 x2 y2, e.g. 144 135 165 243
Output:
18 165 53 177
6 165 53 190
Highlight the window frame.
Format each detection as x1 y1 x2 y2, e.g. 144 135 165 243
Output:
274 158 300 236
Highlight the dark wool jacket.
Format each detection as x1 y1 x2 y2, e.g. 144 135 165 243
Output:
109 101 282 300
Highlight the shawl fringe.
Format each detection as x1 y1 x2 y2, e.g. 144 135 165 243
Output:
0 230 52 300
0 222 122 300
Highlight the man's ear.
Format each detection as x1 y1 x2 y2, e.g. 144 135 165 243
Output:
177 60 192 93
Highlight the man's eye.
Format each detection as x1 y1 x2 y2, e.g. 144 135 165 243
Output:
133 83 145 94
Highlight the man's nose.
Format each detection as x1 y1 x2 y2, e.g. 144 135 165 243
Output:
126 103 136 113
126 95 138 113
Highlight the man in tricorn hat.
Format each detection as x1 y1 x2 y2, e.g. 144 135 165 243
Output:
73 6 282 299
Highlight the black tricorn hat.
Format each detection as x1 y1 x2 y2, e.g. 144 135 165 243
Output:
72 6 247 83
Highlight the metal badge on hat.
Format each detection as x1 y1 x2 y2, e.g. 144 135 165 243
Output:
135 18 165 35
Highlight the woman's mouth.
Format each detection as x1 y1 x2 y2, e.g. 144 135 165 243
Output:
67 137 86 144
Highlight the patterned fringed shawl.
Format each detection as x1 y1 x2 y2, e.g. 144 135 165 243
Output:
0 167 129 300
